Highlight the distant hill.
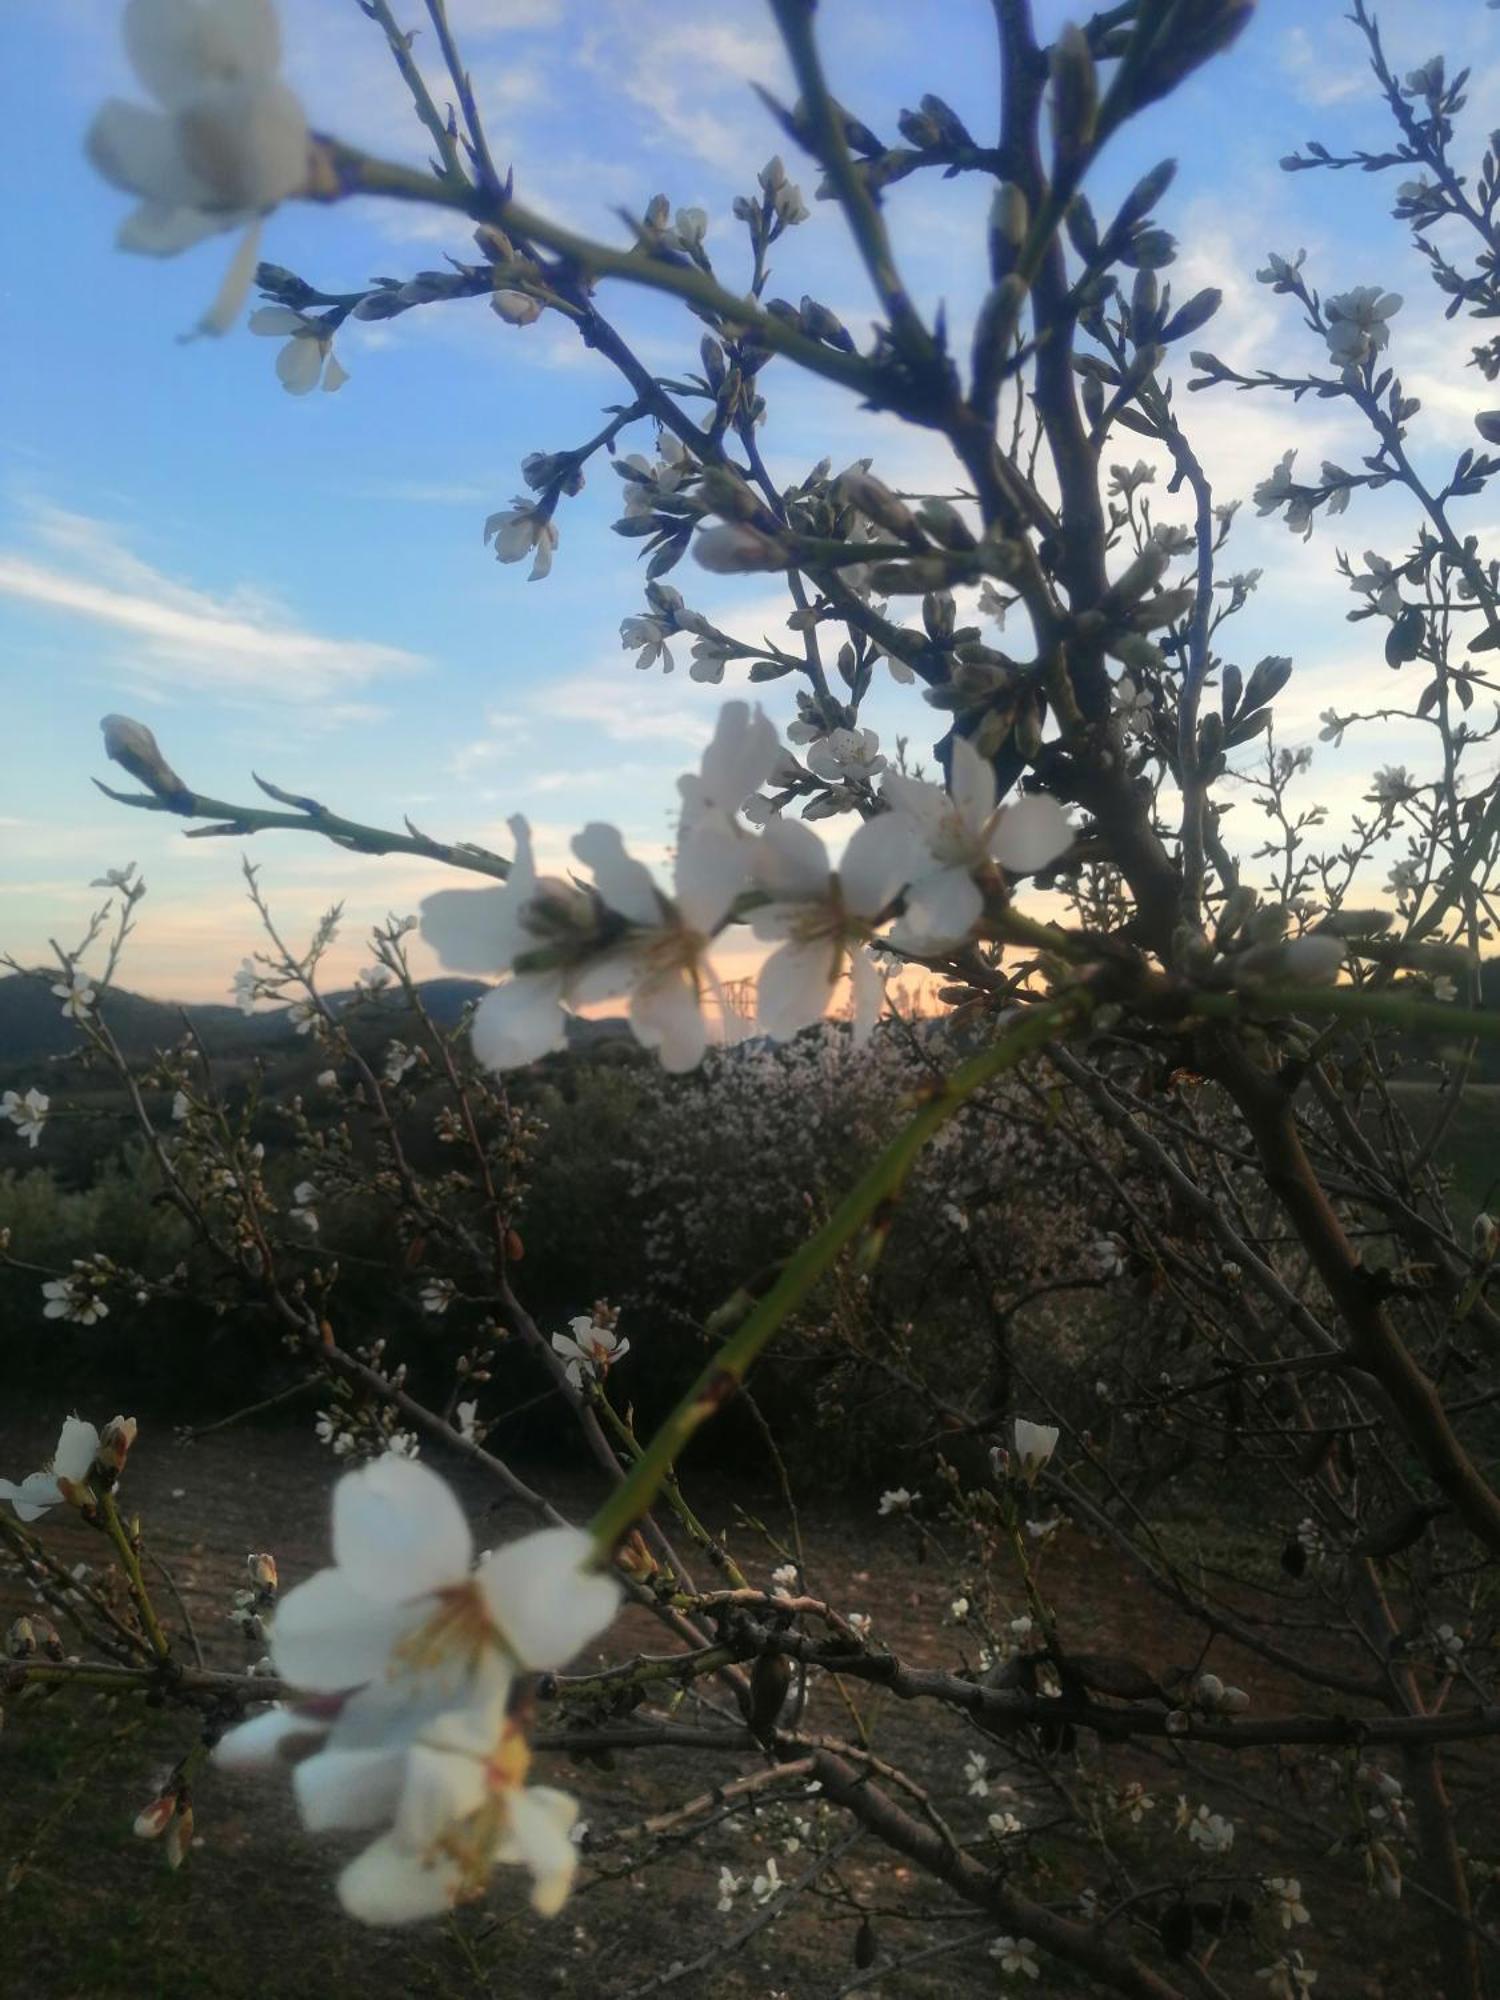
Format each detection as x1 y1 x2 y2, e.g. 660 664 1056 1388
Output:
0 972 628 1071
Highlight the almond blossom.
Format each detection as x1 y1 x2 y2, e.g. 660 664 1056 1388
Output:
215 1458 619 1860
420 817 594 1070
85 0 310 335
2 1087 49 1148
248 306 350 394
882 737 1072 950
484 499 558 579
750 814 916 1043
551 1316 630 1390
336 1669 583 1923
676 701 782 839
0 1416 103 1522
1011 1418 1059 1482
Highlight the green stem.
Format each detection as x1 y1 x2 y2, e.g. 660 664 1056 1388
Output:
587 992 1091 1558
1188 985 1499 1043
99 1492 172 1662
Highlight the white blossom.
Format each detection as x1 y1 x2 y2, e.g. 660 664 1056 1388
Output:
1265 1877 1310 1930
751 815 915 1043
248 306 349 393
232 958 260 1013
1011 1418 1059 1482
990 1935 1040 1980
53 969 97 1022
751 1856 783 1903
1185 1804 1235 1855
2 1088 49 1148
0 1417 102 1522
42 1270 109 1326
551 1316 629 1390
85 0 310 336
964 1749 990 1797
419 1279 455 1317
882 738 1072 950
1324 286 1401 368
484 499 559 580
877 1487 918 1515
716 1865 743 1912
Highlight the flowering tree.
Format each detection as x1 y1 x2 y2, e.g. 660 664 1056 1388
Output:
7 1 1500 1994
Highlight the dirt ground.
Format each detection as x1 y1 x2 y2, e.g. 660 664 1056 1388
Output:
0 1404 1473 1999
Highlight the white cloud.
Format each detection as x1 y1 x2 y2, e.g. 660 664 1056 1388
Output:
0 505 425 709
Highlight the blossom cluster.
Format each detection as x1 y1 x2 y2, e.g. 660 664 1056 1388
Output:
419 700 1072 1076
215 1454 620 1923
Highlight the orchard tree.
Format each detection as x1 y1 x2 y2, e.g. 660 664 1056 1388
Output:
5 1 1500 1995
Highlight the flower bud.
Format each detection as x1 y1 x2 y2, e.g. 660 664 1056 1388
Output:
246 1552 278 1592
101 715 189 803
95 1416 138 1479
6 1617 36 1660
134 1793 177 1840
693 524 786 573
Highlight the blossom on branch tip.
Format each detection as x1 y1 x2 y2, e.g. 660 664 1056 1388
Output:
485 499 558 580
551 1316 629 1390
248 306 349 393
1011 1418 1059 1482
0 1416 107 1521
85 0 310 336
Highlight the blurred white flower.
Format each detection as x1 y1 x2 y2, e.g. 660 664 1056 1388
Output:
419 1279 455 1317
964 1750 990 1797
2 1087 49 1148
42 1270 109 1326
990 1935 1040 1979
1265 1877 1310 1930
877 1486 917 1515
1324 286 1401 368
85 0 310 335
751 1856 783 1903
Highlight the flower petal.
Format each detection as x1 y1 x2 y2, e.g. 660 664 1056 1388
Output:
753 818 829 900
475 1527 621 1670
895 865 983 949
948 735 996 831
86 99 204 204
117 199 227 255
839 812 916 918
125 0 282 109
571 824 661 927
275 333 324 394
268 1567 414 1693
332 1455 473 1603
213 1704 328 1771
337 1830 460 1926
756 937 836 1040
419 885 515 974
631 970 708 1073
470 975 567 1070
991 796 1072 874
501 1787 580 1915
293 1745 408 1832
674 822 748 934
53 1417 101 1485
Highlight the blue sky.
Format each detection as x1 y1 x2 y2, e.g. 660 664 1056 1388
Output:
2 0 1495 997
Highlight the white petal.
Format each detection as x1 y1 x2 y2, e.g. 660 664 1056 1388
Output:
571 824 661 927
293 1745 407 1832
674 822 748 934
501 1787 580 1916
753 818 830 900
698 702 780 813
332 1455 472 1603
470 976 567 1070
839 812 916 918
269 1567 413 1692
177 78 308 209
248 304 305 334
117 199 227 254
420 885 515 975
213 1704 326 1771
757 937 837 1040
53 1417 101 1485
0 1473 64 1523
338 1831 460 1926
275 333 323 394
86 99 204 204
631 972 708 1073
125 0 282 108
197 218 263 336
880 770 949 845
991 795 1072 873
896 865 983 948
948 736 996 831
475 1527 621 1669
322 350 350 393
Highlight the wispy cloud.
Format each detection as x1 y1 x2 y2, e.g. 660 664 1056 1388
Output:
0 504 426 709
